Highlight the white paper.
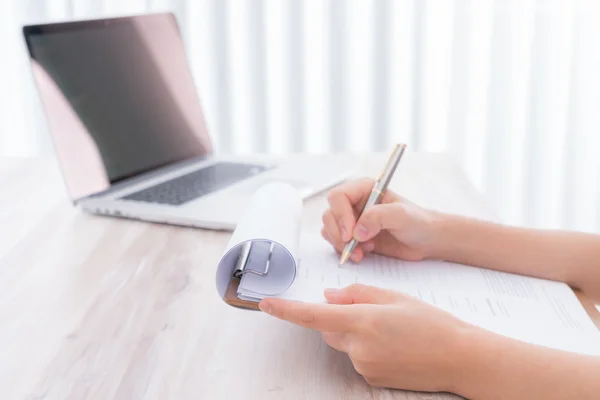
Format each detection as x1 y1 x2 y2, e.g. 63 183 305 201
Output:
215 182 302 300
280 234 600 356
215 183 600 355
224 182 301 254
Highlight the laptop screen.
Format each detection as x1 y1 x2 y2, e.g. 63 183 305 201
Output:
23 13 213 200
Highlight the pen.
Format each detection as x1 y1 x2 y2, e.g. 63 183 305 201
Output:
339 143 407 266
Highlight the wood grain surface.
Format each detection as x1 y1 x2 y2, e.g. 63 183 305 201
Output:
0 154 597 400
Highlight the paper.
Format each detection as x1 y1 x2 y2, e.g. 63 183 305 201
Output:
215 182 301 301
215 183 600 356
282 234 600 356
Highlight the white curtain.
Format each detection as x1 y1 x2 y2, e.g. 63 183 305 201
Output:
1 0 600 232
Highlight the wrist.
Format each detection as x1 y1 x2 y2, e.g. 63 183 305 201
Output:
427 212 490 264
426 212 462 261
442 323 494 397
446 322 600 399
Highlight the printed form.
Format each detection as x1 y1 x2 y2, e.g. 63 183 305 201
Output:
217 183 600 356
281 234 600 356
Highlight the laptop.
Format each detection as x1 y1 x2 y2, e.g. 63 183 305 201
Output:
22 13 350 230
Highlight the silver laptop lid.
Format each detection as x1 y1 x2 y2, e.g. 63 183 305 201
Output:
23 13 213 202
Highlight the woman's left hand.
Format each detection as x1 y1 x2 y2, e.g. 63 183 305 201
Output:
259 284 477 394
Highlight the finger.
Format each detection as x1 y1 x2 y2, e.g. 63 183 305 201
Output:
322 210 343 247
324 284 402 305
321 226 338 250
322 332 350 352
321 226 372 261
354 203 405 242
321 226 329 240
361 240 375 253
259 298 355 332
348 241 375 263
327 178 375 242
332 178 379 204
349 246 364 263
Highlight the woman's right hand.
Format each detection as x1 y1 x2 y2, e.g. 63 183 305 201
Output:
322 178 444 263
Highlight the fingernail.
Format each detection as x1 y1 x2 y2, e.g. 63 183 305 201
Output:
340 226 349 241
354 224 369 241
259 300 272 314
324 288 340 295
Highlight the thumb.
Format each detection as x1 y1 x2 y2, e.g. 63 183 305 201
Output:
324 284 401 305
353 203 404 242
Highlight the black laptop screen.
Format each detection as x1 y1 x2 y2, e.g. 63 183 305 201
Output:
23 14 213 199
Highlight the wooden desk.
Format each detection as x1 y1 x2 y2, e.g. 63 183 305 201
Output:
0 154 598 400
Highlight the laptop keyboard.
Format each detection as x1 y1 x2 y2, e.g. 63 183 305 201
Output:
121 162 269 206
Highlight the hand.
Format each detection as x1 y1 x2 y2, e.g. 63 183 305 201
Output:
322 178 442 262
259 284 475 393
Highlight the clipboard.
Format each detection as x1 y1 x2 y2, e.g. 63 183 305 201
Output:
216 183 301 309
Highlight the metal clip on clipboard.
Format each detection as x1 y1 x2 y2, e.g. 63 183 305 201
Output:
226 238 296 306
232 241 275 279
214 182 301 309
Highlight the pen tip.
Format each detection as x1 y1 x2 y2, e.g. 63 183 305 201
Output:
339 250 350 266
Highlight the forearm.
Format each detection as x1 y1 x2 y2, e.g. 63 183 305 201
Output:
431 214 600 300
453 327 600 400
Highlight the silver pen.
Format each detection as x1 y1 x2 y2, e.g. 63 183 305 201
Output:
339 143 407 266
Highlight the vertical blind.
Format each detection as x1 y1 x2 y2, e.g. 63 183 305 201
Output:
1 0 599 232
